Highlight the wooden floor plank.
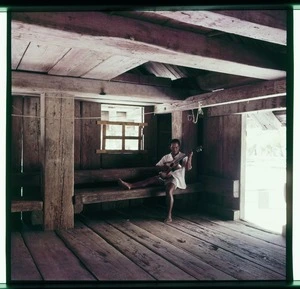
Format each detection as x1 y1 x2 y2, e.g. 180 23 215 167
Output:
116 206 285 280
89 215 237 281
81 216 196 281
136 206 286 276
56 221 154 281
177 209 286 247
22 231 96 281
11 232 42 281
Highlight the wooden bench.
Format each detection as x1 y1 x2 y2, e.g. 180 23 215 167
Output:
11 172 43 213
73 167 204 214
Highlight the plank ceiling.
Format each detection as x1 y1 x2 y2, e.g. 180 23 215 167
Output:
11 7 288 119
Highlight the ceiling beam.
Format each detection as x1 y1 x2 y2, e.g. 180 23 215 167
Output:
205 95 286 117
149 10 286 45
154 78 286 114
11 71 187 104
11 12 285 80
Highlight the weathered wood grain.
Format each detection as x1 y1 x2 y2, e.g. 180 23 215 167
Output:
11 200 43 213
154 79 286 114
42 93 74 230
150 11 286 45
12 38 30 70
74 100 81 169
205 95 286 117
83 55 147 80
23 96 41 206
74 182 203 206
10 96 23 227
22 231 95 281
90 217 235 280
80 101 101 169
187 212 286 248
11 12 285 80
171 111 182 141
18 42 70 72
11 95 23 176
141 206 286 276
12 71 184 104
11 206 287 282
49 48 110 77
117 206 285 280
56 221 154 280
11 232 42 281
82 218 196 280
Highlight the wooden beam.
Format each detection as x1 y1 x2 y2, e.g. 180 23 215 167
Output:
154 78 286 114
205 95 286 117
42 93 74 230
12 71 186 104
196 73 260 91
11 200 43 213
150 10 286 45
12 12 285 80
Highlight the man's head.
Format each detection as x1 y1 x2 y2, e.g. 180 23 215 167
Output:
170 139 180 156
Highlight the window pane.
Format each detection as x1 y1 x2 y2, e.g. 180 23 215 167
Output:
125 139 139 150
125 125 139 137
106 139 122 150
106 124 122 136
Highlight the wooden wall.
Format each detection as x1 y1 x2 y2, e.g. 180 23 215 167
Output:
10 97 161 223
10 95 243 223
11 95 42 228
198 114 242 219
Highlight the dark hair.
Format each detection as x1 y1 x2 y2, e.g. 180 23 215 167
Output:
170 138 181 146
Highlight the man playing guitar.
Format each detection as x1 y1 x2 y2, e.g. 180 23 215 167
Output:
118 138 194 223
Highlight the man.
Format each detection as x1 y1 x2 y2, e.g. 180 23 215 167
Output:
118 139 193 223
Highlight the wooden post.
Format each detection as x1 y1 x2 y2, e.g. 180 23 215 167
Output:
172 111 182 141
41 93 74 230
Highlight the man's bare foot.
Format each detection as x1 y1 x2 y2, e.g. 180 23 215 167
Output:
118 178 131 190
164 217 172 223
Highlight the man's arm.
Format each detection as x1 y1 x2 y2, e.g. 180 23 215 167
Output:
185 152 193 171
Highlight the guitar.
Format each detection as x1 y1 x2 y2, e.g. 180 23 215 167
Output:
162 145 203 174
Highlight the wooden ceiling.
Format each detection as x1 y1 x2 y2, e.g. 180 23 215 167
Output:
11 8 287 112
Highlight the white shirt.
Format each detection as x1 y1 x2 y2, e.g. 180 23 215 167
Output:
156 152 188 189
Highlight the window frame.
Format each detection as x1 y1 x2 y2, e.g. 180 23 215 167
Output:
96 120 148 154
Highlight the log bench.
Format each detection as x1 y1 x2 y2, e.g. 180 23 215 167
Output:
10 169 240 221
73 167 204 214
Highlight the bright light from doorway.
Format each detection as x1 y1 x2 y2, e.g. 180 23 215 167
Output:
243 113 286 234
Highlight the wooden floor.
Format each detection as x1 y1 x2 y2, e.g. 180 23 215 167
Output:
10 204 286 284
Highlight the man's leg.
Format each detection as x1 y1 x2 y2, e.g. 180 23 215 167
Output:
164 182 176 223
118 176 162 190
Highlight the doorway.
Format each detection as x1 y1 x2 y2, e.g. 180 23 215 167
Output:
242 111 286 234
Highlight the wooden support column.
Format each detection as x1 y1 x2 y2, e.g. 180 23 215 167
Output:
41 93 74 230
172 111 182 141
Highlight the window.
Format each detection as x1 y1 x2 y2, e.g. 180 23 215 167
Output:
96 104 147 153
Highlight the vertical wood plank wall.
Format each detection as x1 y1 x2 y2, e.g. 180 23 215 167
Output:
11 96 23 229
200 114 242 217
22 97 42 224
144 106 157 165
80 102 101 169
